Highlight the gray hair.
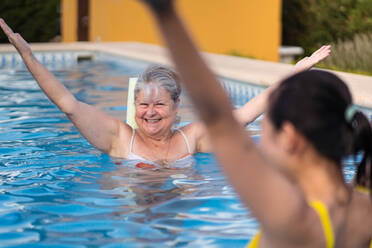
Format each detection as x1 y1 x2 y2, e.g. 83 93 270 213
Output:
134 65 182 103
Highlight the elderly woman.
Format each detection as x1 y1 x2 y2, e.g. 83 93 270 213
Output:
0 19 329 168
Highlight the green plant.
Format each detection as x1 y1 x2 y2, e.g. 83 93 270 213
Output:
0 0 60 43
320 32 372 75
283 0 372 55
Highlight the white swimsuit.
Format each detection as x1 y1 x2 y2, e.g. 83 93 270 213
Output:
125 128 195 168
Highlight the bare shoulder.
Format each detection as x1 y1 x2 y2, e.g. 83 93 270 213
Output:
181 122 205 138
179 122 207 153
340 191 372 248
356 192 372 229
348 191 372 240
179 122 200 144
109 121 133 158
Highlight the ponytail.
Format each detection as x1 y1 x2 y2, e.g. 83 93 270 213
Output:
267 70 372 199
348 109 372 198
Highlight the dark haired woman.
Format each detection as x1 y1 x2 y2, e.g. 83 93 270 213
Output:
139 0 372 247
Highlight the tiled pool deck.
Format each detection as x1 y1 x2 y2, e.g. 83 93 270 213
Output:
0 41 371 107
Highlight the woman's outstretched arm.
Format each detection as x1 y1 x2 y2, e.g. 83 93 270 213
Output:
234 45 331 126
0 19 127 156
140 0 313 236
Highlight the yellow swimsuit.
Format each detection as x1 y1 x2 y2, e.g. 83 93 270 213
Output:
247 200 334 248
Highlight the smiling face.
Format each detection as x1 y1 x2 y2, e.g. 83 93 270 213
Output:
135 86 179 138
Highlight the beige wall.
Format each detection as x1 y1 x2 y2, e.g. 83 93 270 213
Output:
62 0 282 61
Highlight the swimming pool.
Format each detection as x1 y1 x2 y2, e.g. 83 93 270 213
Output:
0 51 359 247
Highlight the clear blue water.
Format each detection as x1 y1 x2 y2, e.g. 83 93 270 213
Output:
0 53 360 247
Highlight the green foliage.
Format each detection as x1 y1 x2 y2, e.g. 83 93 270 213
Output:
0 0 60 43
282 0 372 55
320 33 372 75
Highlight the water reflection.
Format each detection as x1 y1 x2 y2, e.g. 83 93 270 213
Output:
0 58 267 247
100 161 202 210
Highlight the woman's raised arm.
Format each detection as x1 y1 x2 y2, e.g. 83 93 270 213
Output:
234 45 331 126
0 19 127 156
139 0 313 236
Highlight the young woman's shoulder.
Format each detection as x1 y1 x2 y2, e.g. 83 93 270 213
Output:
355 192 372 230
345 191 372 246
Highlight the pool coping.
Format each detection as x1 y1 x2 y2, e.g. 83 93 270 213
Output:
0 41 371 107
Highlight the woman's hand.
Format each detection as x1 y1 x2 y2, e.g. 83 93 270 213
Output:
294 45 331 73
140 0 174 14
0 18 32 57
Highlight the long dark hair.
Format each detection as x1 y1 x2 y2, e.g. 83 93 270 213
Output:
268 70 372 198
350 112 372 196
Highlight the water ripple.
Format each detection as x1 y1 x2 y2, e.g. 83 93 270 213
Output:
0 58 359 247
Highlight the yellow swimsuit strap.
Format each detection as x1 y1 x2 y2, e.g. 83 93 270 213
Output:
355 185 371 195
247 201 335 248
246 231 261 248
308 200 334 248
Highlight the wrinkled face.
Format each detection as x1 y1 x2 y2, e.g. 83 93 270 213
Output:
135 86 178 137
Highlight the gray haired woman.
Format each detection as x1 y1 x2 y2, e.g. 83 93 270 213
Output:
0 18 330 168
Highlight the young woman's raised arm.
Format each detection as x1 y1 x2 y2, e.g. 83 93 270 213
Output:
0 19 127 156
233 45 331 126
140 0 314 236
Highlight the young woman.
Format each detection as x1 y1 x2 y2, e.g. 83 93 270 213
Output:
139 0 372 247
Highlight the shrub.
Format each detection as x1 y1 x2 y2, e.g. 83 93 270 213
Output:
321 32 372 75
0 0 60 43
283 0 372 55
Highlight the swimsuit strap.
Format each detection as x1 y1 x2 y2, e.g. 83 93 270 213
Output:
246 231 261 248
355 185 370 195
308 200 334 248
247 201 334 248
129 128 136 154
176 129 192 154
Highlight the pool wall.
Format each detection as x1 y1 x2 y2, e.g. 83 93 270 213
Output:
0 42 371 107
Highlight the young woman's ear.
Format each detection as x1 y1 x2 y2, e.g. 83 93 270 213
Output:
280 121 307 155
